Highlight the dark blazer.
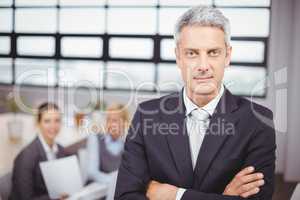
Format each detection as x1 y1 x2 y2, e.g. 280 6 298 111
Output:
10 136 66 200
115 89 276 200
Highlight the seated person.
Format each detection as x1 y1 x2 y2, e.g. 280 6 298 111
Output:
10 103 67 200
86 104 129 184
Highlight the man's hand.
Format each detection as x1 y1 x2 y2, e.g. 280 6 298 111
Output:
146 180 178 200
223 166 265 198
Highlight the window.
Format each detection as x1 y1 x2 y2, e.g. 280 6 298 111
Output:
224 66 266 96
0 0 12 6
106 62 155 90
15 59 56 86
231 41 265 63
0 8 13 32
220 8 270 37
160 38 176 60
15 8 57 33
0 58 13 83
0 36 11 55
59 60 104 87
109 38 153 59
0 0 271 97
59 8 105 34
61 37 103 58
157 63 183 92
107 8 156 35
17 36 55 56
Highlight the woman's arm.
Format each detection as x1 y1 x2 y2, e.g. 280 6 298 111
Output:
86 134 111 183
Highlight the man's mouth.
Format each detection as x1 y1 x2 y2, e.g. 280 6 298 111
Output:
193 76 213 81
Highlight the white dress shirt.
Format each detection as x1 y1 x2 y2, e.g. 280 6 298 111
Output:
86 134 124 184
176 85 225 200
38 134 59 161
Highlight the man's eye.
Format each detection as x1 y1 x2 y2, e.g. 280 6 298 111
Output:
185 51 197 57
208 50 220 57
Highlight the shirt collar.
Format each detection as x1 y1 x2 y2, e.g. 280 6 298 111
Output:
38 133 59 155
105 134 123 144
183 84 225 117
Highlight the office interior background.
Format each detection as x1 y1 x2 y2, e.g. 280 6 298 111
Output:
0 0 299 199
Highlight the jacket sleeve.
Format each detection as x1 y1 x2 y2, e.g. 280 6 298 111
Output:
10 152 50 200
182 110 276 200
114 106 150 200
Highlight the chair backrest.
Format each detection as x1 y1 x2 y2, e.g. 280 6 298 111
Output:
291 183 300 200
0 172 12 200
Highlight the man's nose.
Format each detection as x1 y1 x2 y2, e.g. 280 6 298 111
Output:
196 54 209 72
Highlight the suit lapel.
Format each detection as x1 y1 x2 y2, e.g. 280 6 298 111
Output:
35 137 48 162
162 91 194 187
193 89 240 189
33 137 48 190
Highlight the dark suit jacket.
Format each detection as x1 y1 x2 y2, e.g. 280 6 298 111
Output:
115 89 276 200
10 136 66 200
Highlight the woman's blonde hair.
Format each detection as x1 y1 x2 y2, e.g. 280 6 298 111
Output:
106 103 130 126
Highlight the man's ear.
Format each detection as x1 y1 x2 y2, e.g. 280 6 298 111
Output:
225 45 232 67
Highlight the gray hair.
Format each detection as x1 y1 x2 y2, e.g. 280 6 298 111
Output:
174 6 231 46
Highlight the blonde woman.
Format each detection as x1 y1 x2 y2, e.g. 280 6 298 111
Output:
86 104 129 184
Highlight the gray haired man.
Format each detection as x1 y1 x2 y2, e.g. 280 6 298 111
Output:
115 5 275 200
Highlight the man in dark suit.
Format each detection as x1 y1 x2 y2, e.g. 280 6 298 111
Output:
10 136 65 200
115 5 276 200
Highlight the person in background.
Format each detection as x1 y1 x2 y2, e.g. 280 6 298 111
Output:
10 102 67 200
86 103 129 185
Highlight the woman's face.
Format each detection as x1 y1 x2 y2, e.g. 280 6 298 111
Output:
106 112 126 140
38 109 61 143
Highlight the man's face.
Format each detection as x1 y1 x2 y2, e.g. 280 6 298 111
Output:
175 25 232 97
